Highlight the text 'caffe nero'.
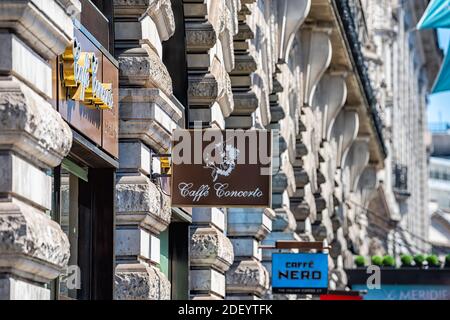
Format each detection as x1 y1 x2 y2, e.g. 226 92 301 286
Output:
171 129 272 208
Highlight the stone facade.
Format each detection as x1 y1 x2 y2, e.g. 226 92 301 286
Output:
0 0 440 300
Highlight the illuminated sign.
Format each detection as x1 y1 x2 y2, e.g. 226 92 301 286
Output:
61 37 113 110
272 253 329 294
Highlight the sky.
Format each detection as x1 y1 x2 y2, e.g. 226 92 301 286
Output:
427 29 450 124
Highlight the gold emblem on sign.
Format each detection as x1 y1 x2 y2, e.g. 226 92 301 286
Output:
61 38 113 110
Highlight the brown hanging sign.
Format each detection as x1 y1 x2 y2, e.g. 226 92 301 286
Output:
171 129 272 208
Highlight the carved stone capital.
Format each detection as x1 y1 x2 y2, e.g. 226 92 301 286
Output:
188 73 219 106
113 0 153 17
186 22 217 52
116 174 171 235
0 81 72 168
226 259 270 296
231 54 257 75
270 104 286 123
294 168 309 188
272 208 297 233
119 46 173 96
232 91 259 115
272 172 289 194
0 201 70 283
114 263 170 300
190 227 234 273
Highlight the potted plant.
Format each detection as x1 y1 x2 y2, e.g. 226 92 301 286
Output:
414 254 427 268
400 254 414 268
426 255 441 268
446 254 450 268
354 255 366 268
382 255 396 268
371 255 383 267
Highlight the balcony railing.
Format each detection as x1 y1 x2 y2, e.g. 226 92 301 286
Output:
334 0 388 158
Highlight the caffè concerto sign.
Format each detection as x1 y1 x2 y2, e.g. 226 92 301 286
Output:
171 129 272 208
61 37 113 110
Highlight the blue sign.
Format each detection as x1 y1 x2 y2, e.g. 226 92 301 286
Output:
272 253 328 294
352 285 450 300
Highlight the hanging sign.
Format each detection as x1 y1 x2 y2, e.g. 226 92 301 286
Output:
171 129 272 208
272 253 329 294
61 37 113 110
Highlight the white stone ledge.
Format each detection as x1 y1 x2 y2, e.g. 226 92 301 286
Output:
0 0 78 59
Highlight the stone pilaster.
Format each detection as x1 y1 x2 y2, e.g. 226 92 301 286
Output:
113 0 178 300
226 0 258 129
183 0 238 300
190 209 234 300
0 0 79 299
226 208 274 300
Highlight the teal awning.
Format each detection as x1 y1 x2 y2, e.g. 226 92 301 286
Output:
432 40 450 93
417 0 450 30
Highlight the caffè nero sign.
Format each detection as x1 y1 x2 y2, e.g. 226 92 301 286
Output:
171 129 272 207
61 37 113 110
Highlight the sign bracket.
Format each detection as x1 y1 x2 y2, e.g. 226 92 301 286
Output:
260 241 331 252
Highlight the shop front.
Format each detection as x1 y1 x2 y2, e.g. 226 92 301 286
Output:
50 2 118 300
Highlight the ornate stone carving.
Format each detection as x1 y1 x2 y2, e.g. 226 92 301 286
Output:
226 259 270 296
0 201 70 283
114 263 170 300
119 46 173 96
185 22 217 51
188 74 219 106
190 227 234 272
116 174 171 234
0 81 72 168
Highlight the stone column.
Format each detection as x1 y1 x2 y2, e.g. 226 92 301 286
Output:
226 208 274 300
183 0 238 300
113 0 179 300
190 208 234 299
226 0 259 129
0 0 80 299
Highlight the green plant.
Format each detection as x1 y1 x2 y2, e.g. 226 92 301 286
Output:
446 254 450 267
426 255 441 268
354 255 366 267
414 254 426 267
400 254 414 267
371 255 383 266
382 255 396 267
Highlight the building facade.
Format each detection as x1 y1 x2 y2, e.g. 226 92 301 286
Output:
0 0 439 300
428 130 450 256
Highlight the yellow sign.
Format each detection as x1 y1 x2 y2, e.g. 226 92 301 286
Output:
61 38 113 110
